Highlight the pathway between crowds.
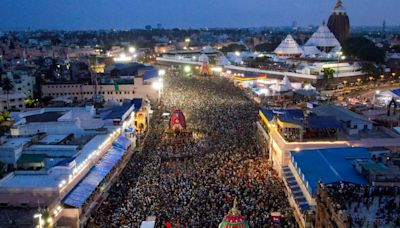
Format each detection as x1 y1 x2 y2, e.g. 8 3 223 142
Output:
88 73 297 227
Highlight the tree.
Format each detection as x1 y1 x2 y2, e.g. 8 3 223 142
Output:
1 77 14 110
342 37 385 63
323 68 336 80
220 44 247 53
361 63 382 80
255 42 280 52
25 98 38 108
390 45 400 53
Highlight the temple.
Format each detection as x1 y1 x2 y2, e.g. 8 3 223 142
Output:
327 0 351 44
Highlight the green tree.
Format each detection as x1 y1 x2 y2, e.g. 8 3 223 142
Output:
255 42 280 52
361 63 383 80
1 77 14 110
25 98 38 108
323 68 336 80
220 44 247 53
342 37 385 63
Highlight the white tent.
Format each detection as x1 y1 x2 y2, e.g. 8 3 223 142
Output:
269 75 293 93
198 53 209 63
303 84 316 91
302 45 322 58
217 55 231 66
274 35 303 56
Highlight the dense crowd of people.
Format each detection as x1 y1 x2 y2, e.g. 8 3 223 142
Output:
88 71 296 227
325 184 400 227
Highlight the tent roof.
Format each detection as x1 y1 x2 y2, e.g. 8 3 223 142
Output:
305 25 341 48
274 35 303 55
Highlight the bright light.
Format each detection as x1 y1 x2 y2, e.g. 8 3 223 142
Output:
158 69 166 76
152 81 163 90
184 65 191 73
226 70 232 74
185 38 191 43
376 90 380 94
133 54 138 58
114 53 132 62
211 67 223 72
235 51 240 57
341 56 346 60
128 47 136 53
47 217 53 224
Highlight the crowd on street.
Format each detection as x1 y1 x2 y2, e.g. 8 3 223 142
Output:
325 184 400 227
88 71 296 227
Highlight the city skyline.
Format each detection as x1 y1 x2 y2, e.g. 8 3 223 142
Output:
1 0 399 30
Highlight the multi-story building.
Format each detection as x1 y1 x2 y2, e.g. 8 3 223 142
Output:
0 101 141 227
4 70 36 98
41 76 159 103
0 92 26 112
256 106 400 227
41 63 161 103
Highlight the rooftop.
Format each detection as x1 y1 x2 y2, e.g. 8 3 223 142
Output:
25 112 64 123
291 147 369 195
312 104 372 124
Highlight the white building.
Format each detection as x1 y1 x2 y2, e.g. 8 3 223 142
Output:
4 70 36 98
0 103 138 226
0 92 26 112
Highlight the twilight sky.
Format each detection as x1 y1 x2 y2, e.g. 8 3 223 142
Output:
0 0 398 30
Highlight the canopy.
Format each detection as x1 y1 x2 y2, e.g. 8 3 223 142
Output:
305 24 341 50
274 34 303 56
112 135 132 150
62 146 127 208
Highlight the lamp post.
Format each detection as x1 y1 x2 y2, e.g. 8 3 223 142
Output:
128 46 136 54
34 213 44 228
152 79 163 104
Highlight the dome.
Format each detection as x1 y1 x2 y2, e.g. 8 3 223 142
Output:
305 24 341 53
198 53 209 63
328 0 350 44
274 35 303 57
219 199 249 228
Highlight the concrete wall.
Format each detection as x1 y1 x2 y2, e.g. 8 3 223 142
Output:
41 78 158 102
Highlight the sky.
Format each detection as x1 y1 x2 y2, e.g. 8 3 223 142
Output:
0 0 399 30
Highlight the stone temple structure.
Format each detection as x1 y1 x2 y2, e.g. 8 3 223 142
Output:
327 0 350 44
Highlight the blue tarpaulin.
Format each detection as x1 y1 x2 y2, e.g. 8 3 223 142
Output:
391 89 400 97
307 115 341 129
290 147 369 195
62 141 129 208
112 135 131 150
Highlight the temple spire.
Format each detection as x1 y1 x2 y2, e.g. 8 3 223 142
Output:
335 0 343 10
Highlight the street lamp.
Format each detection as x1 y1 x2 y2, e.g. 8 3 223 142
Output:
128 46 136 53
158 69 166 77
34 213 44 228
184 65 191 73
152 79 163 102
